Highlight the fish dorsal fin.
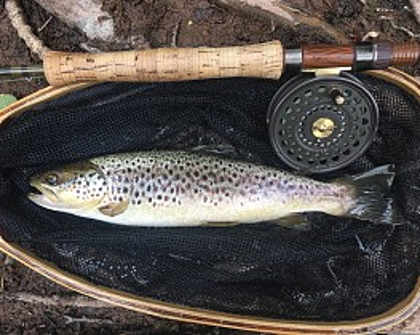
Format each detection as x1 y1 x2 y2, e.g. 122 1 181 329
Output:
99 200 129 217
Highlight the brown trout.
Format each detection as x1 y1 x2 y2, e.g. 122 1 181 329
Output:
28 151 395 226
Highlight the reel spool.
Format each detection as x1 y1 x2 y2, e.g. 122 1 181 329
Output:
267 72 379 173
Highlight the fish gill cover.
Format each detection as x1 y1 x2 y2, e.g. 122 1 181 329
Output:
0 76 419 321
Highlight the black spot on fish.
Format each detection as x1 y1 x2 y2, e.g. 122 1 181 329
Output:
157 195 162 200
134 191 139 198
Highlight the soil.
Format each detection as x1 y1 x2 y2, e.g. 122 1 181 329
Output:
0 0 419 334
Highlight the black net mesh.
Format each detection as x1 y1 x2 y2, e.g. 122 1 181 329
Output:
0 74 419 321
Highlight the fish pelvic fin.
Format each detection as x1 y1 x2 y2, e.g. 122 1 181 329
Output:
340 165 401 225
99 200 129 217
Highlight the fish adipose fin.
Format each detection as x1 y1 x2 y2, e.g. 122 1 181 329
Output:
99 200 129 217
341 165 400 225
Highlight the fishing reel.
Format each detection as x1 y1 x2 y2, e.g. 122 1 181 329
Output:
267 71 379 173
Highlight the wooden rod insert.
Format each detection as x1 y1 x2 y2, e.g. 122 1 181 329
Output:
302 44 355 69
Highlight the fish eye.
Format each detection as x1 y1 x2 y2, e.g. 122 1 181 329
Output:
45 173 59 186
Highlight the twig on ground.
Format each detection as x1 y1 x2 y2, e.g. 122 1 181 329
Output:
38 16 53 32
409 0 420 24
379 16 420 39
216 0 350 43
170 21 180 48
6 292 115 308
362 31 380 41
5 0 50 59
64 315 114 325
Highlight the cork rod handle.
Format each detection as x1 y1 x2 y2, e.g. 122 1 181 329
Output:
43 41 284 87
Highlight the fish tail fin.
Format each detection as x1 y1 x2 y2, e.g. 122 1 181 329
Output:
340 165 400 225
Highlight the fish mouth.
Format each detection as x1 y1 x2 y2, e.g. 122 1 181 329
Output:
28 179 67 210
29 179 58 200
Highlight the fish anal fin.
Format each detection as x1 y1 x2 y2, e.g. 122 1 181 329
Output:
99 200 129 217
271 214 312 231
203 221 240 227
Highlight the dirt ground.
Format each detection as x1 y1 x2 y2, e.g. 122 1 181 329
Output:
0 0 419 334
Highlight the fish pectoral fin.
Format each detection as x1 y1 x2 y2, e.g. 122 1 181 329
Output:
98 200 129 217
271 214 312 231
202 221 240 227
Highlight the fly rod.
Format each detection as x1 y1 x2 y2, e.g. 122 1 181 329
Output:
1 41 419 87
